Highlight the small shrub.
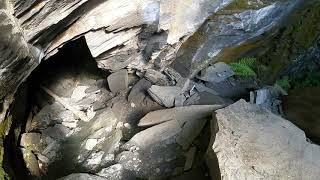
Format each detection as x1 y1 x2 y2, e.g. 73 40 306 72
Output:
276 76 291 92
290 71 320 89
276 71 320 92
230 57 257 77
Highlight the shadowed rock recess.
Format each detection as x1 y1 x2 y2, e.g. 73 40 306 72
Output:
0 0 319 179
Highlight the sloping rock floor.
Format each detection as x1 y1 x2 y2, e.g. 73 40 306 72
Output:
19 56 242 179
17 59 320 180
17 42 316 179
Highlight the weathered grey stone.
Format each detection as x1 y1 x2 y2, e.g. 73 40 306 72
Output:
83 152 114 172
253 86 284 114
171 1 306 78
126 119 181 150
21 148 41 178
41 141 61 163
204 79 248 98
124 106 219 153
209 99 320 180
195 92 234 106
20 133 41 152
138 105 225 127
28 102 66 131
128 78 152 104
71 86 89 102
174 94 186 107
183 93 200 106
58 173 107 180
0 1 38 104
86 28 143 71
97 164 135 180
42 124 71 140
144 69 170 86
194 83 219 96
148 85 182 107
117 143 184 179
107 70 129 93
184 147 196 171
196 62 235 83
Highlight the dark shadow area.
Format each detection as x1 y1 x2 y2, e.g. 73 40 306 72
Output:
3 83 31 180
4 37 108 180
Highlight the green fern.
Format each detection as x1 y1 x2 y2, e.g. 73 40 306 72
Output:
276 71 320 92
230 57 257 77
276 76 291 92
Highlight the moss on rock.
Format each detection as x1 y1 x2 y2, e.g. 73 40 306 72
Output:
258 3 320 83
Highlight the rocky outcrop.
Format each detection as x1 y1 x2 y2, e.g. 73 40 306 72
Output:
0 1 41 125
11 0 319 75
0 0 319 179
207 100 320 179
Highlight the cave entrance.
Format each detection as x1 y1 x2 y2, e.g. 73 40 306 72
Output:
4 36 217 180
4 37 109 179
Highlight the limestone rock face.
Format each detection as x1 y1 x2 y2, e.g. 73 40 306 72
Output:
209 100 320 180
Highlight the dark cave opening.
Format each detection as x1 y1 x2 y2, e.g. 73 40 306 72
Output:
4 37 109 179
3 36 218 180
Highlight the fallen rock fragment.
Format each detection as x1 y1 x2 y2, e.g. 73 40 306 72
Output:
138 105 225 127
41 86 91 122
107 69 129 94
58 173 107 180
42 124 70 140
251 85 286 114
144 69 170 86
204 79 248 98
21 148 41 178
71 86 89 102
20 133 42 152
208 99 320 180
117 105 223 179
184 147 196 171
28 102 66 131
117 143 184 179
128 78 152 104
97 164 135 180
148 85 182 107
174 94 187 107
197 62 234 83
196 92 233 105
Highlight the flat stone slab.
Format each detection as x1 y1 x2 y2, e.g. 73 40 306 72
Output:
197 62 234 83
148 85 182 107
107 69 128 93
138 105 225 127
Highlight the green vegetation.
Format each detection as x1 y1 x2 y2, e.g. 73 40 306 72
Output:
276 76 291 92
276 71 320 91
230 57 257 77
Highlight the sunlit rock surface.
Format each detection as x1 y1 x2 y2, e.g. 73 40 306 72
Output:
208 100 320 180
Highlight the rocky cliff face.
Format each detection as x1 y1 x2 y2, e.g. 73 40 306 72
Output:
0 0 317 97
0 0 319 179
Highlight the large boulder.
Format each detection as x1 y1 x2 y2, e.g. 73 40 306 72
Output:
207 99 320 179
117 105 224 179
